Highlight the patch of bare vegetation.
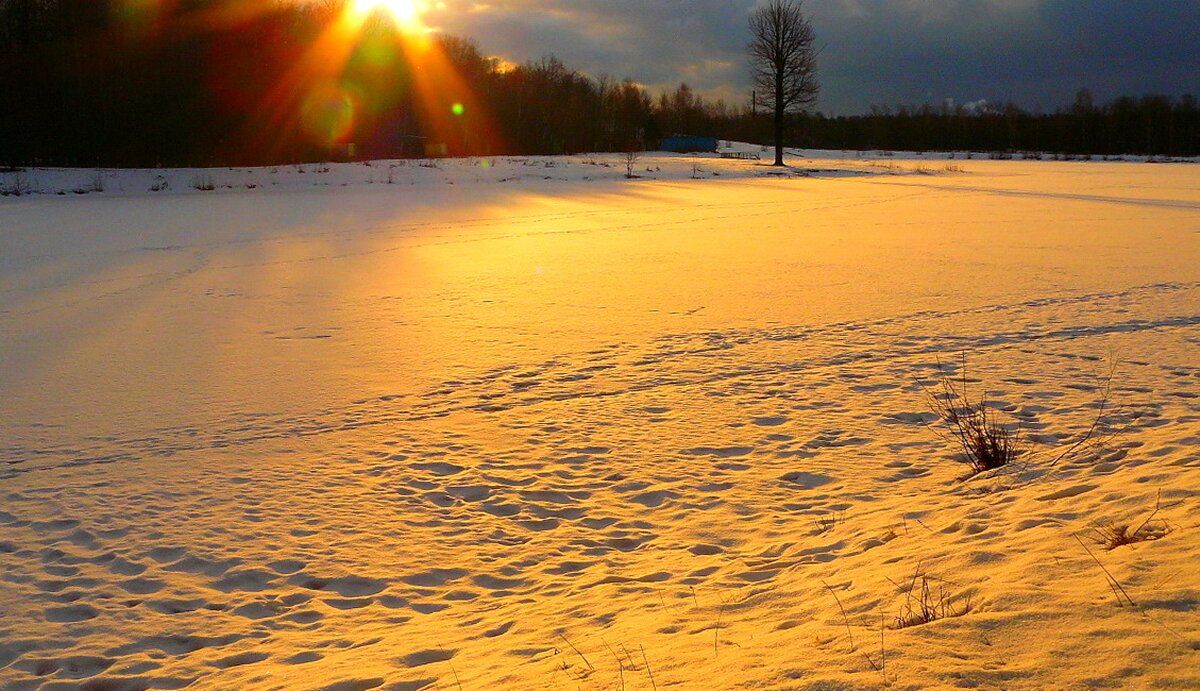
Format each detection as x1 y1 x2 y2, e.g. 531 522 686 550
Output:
1 170 32 196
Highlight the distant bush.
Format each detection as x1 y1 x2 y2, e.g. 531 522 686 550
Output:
623 150 640 178
73 171 105 194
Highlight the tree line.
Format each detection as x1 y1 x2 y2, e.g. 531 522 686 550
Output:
1 0 1196 168
782 94 1200 158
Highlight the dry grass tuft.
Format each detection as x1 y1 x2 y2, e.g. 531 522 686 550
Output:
812 509 846 536
1090 491 1174 550
888 565 971 629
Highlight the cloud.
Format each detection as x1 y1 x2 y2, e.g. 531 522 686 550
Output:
423 1 756 97
421 1 1200 113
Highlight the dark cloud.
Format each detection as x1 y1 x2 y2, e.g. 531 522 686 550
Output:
422 1 1200 113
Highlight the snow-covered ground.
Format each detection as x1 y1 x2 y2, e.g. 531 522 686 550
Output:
0 145 858 199
5 145 1191 200
1 151 1198 690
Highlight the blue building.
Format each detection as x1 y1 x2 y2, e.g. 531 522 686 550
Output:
658 136 719 153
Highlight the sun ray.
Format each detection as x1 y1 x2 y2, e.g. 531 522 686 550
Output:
226 0 503 161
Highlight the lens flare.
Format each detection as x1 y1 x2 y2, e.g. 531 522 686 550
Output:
301 83 358 144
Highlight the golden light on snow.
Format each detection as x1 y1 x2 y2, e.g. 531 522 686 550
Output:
3 158 1199 688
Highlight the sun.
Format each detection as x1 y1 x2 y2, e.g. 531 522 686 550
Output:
352 0 425 28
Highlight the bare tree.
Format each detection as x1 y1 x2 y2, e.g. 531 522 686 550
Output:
749 0 819 166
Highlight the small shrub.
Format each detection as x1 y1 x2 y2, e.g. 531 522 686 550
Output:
918 356 1023 475
150 175 169 192
73 171 106 194
917 354 1116 479
192 174 215 191
1093 521 1171 550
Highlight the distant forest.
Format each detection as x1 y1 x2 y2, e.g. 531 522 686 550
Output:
2 0 1197 167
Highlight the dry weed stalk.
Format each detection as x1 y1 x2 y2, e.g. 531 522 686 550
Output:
713 595 727 657
822 580 856 654
1045 359 1118 467
1071 527 1190 644
439 642 464 691
556 632 595 681
917 355 1022 475
600 638 626 691
1073 533 1136 607
812 509 846 536
639 644 658 691
860 610 892 685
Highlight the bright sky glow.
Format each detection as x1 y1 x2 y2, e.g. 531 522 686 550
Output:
353 0 426 30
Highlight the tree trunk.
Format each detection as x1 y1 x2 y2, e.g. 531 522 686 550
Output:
773 74 785 166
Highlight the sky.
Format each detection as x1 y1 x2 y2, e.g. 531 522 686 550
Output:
420 0 1200 114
